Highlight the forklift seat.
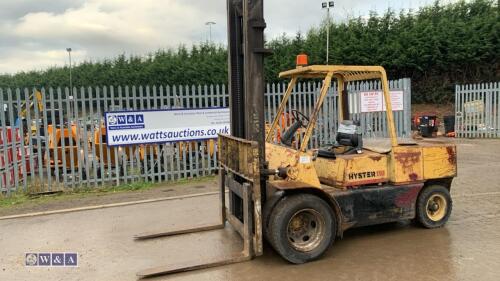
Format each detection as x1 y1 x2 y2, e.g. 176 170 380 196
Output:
363 139 392 154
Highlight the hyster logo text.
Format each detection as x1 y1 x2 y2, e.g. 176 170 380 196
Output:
348 171 385 180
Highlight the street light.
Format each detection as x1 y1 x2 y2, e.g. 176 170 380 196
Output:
66 47 74 120
205 21 216 43
322 1 334 64
66 48 73 94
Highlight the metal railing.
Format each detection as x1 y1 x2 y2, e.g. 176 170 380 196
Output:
0 78 411 194
455 82 500 138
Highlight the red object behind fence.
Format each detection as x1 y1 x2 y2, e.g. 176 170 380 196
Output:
0 127 37 188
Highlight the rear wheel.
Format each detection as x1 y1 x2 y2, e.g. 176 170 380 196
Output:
416 185 452 228
268 194 335 264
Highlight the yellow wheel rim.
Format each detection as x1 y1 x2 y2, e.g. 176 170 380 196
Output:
426 194 447 221
286 209 326 252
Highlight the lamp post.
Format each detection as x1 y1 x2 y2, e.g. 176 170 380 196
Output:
66 48 73 93
322 1 334 64
66 48 74 120
205 21 216 43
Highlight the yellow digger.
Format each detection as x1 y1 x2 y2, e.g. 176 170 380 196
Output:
134 0 456 277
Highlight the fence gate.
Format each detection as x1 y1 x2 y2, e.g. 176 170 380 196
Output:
455 82 500 138
0 79 411 195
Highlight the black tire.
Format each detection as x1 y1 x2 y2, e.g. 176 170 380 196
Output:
416 185 452 229
268 194 336 264
262 191 285 243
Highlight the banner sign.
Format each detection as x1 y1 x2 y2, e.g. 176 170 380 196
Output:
360 91 404 113
104 108 230 146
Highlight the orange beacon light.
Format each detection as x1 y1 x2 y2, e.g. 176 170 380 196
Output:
296 54 308 67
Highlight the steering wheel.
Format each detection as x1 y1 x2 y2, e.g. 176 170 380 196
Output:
292 109 310 128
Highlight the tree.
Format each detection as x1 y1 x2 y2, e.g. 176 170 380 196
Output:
1 0 498 103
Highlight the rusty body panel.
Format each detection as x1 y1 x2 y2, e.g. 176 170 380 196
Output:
423 144 457 179
391 146 424 183
314 150 389 188
265 143 320 188
267 141 456 190
389 142 457 184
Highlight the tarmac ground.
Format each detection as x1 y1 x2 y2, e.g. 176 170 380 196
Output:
1 139 499 281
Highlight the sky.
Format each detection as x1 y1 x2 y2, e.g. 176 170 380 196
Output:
0 0 460 74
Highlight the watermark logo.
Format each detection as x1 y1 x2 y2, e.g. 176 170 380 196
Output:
39 253 51 266
25 253 37 266
25 253 78 267
127 114 135 124
107 115 118 125
107 113 145 130
51 253 65 266
65 253 78 266
136 114 144 124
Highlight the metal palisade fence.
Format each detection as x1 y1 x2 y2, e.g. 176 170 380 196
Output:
0 78 411 194
455 82 500 138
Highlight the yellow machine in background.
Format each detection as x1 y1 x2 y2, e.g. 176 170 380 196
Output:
15 90 44 141
93 126 126 177
46 124 79 174
92 124 216 178
178 139 215 159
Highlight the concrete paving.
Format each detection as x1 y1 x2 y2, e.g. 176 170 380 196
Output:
1 139 499 281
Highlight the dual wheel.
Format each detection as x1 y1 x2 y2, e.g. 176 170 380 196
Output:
266 185 452 264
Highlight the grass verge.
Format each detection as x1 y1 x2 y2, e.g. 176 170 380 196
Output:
0 176 216 209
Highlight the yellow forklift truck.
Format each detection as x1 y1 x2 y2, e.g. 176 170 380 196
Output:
134 0 456 277
263 63 456 263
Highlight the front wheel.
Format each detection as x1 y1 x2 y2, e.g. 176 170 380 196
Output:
267 194 336 264
416 185 452 228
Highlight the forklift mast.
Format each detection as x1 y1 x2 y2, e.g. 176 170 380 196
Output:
134 1 271 278
227 0 268 156
227 0 270 216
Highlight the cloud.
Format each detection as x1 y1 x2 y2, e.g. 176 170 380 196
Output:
0 0 226 73
0 0 455 74
0 0 85 20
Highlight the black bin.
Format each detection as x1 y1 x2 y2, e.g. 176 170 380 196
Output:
443 115 455 134
418 115 437 137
